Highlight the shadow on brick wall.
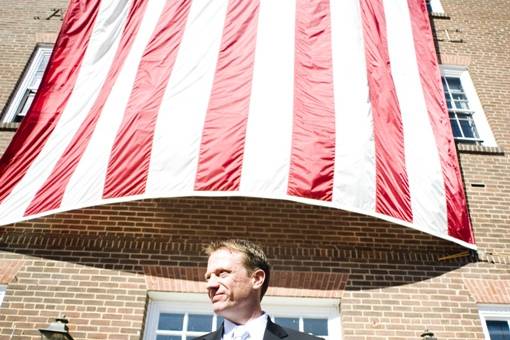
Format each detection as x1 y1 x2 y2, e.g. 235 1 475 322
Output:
0 196 475 291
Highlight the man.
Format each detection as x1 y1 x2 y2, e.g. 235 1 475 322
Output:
195 239 321 340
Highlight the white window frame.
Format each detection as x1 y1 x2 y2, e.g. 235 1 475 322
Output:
440 65 497 147
479 305 510 340
427 0 445 13
144 292 223 340
143 292 341 340
0 285 6 307
263 296 341 340
2 45 53 123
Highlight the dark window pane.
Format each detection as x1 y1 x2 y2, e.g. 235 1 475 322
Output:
446 77 463 91
30 53 50 88
188 314 212 332
459 119 476 139
37 53 51 72
487 320 510 340
449 119 462 137
16 90 36 121
452 92 467 100
275 317 299 330
454 100 470 110
303 318 328 336
156 336 181 340
159 313 184 331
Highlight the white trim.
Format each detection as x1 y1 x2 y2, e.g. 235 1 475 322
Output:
478 305 510 340
440 65 497 147
144 292 341 340
0 285 6 307
144 293 221 340
2 46 53 123
264 296 341 340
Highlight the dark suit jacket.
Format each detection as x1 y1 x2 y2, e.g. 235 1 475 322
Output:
193 319 322 340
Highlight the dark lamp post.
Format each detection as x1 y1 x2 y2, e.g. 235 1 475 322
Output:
420 329 437 340
39 316 74 340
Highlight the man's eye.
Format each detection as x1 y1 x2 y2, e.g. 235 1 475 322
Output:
219 271 229 278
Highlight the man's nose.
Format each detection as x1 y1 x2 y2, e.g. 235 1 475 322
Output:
206 275 219 289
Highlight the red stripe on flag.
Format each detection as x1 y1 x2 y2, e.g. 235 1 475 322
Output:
287 0 336 201
194 0 260 191
25 1 148 215
103 0 192 199
359 0 412 221
407 0 473 243
0 0 101 204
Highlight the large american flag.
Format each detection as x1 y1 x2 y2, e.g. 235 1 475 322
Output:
0 0 474 247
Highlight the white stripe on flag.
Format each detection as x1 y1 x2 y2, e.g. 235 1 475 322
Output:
145 0 229 195
240 0 296 196
330 0 376 212
383 0 447 233
62 0 166 209
0 0 131 223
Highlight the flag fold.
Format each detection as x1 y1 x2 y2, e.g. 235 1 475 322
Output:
0 0 474 248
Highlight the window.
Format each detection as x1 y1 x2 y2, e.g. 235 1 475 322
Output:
479 305 510 340
442 75 480 142
440 66 497 147
426 0 445 13
2 44 53 123
265 296 339 339
144 294 223 340
143 293 341 340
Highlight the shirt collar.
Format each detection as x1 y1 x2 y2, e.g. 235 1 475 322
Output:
223 313 268 340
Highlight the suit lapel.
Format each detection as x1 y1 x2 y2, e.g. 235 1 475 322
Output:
264 319 288 340
206 318 289 340
200 323 223 340
213 323 225 340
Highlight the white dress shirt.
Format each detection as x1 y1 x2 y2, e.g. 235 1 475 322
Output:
223 313 268 340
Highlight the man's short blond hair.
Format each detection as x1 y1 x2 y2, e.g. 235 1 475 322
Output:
204 239 270 299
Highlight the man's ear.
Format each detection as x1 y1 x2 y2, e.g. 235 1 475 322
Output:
251 268 266 290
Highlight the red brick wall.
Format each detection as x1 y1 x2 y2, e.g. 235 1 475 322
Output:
0 197 478 340
0 125 16 156
432 0 510 259
0 1 509 340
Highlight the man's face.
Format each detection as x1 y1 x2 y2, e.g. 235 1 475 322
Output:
205 248 261 321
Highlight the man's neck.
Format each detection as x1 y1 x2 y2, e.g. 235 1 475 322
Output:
226 306 263 325
223 313 268 340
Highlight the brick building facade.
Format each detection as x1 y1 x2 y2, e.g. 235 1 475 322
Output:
0 1 509 339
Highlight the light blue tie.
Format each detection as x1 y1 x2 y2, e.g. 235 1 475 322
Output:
232 326 250 340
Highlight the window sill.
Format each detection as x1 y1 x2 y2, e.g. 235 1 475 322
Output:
430 12 450 19
456 142 505 155
0 122 20 131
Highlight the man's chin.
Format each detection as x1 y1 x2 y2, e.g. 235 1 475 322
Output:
211 301 227 315
213 303 238 321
